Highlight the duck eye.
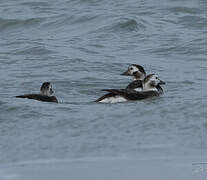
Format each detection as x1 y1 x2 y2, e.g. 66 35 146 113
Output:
130 67 133 70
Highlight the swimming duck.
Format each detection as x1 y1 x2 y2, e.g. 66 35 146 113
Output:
121 64 146 91
122 64 164 94
16 82 58 103
96 74 165 103
95 64 147 103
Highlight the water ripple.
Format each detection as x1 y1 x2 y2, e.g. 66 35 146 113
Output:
0 17 43 33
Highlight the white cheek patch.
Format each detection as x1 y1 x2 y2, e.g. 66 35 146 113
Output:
128 66 139 75
132 67 139 74
44 86 51 96
150 75 160 85
143 75 160 92
143 81 158 92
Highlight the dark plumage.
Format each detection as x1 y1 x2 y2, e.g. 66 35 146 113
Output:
16 94 58 103
16 82 58 103
96 74 165 103
126 80 143 89
131 64 146 75
101 89 159 100
156 85 163 94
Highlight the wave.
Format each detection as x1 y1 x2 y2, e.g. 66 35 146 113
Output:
0 17 43 33
178 15 207 29
13 46 55 55
86 17 148 38
113 19 139 32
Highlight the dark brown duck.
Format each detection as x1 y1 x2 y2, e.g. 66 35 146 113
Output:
16 82 58 103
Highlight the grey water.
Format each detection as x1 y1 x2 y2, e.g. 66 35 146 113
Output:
1 0 207 179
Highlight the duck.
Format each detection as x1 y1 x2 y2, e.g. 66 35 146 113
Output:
16 82 58 103
95 64 147 103
122 64 164 94
121 64 146 91
96 74 165 103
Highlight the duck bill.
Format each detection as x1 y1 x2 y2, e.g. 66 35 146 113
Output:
121 70 131 76
159 80 166 85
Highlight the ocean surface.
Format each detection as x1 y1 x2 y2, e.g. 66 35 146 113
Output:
1 0 207 179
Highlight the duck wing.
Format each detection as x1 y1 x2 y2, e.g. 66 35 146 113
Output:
126 80 143 89
16 94 58 103
102 89 159 100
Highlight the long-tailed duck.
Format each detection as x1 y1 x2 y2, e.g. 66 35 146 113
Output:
96 74 165 103
96 64 146 103
121 64 146 91
122 64 164 94
16 82 58 103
